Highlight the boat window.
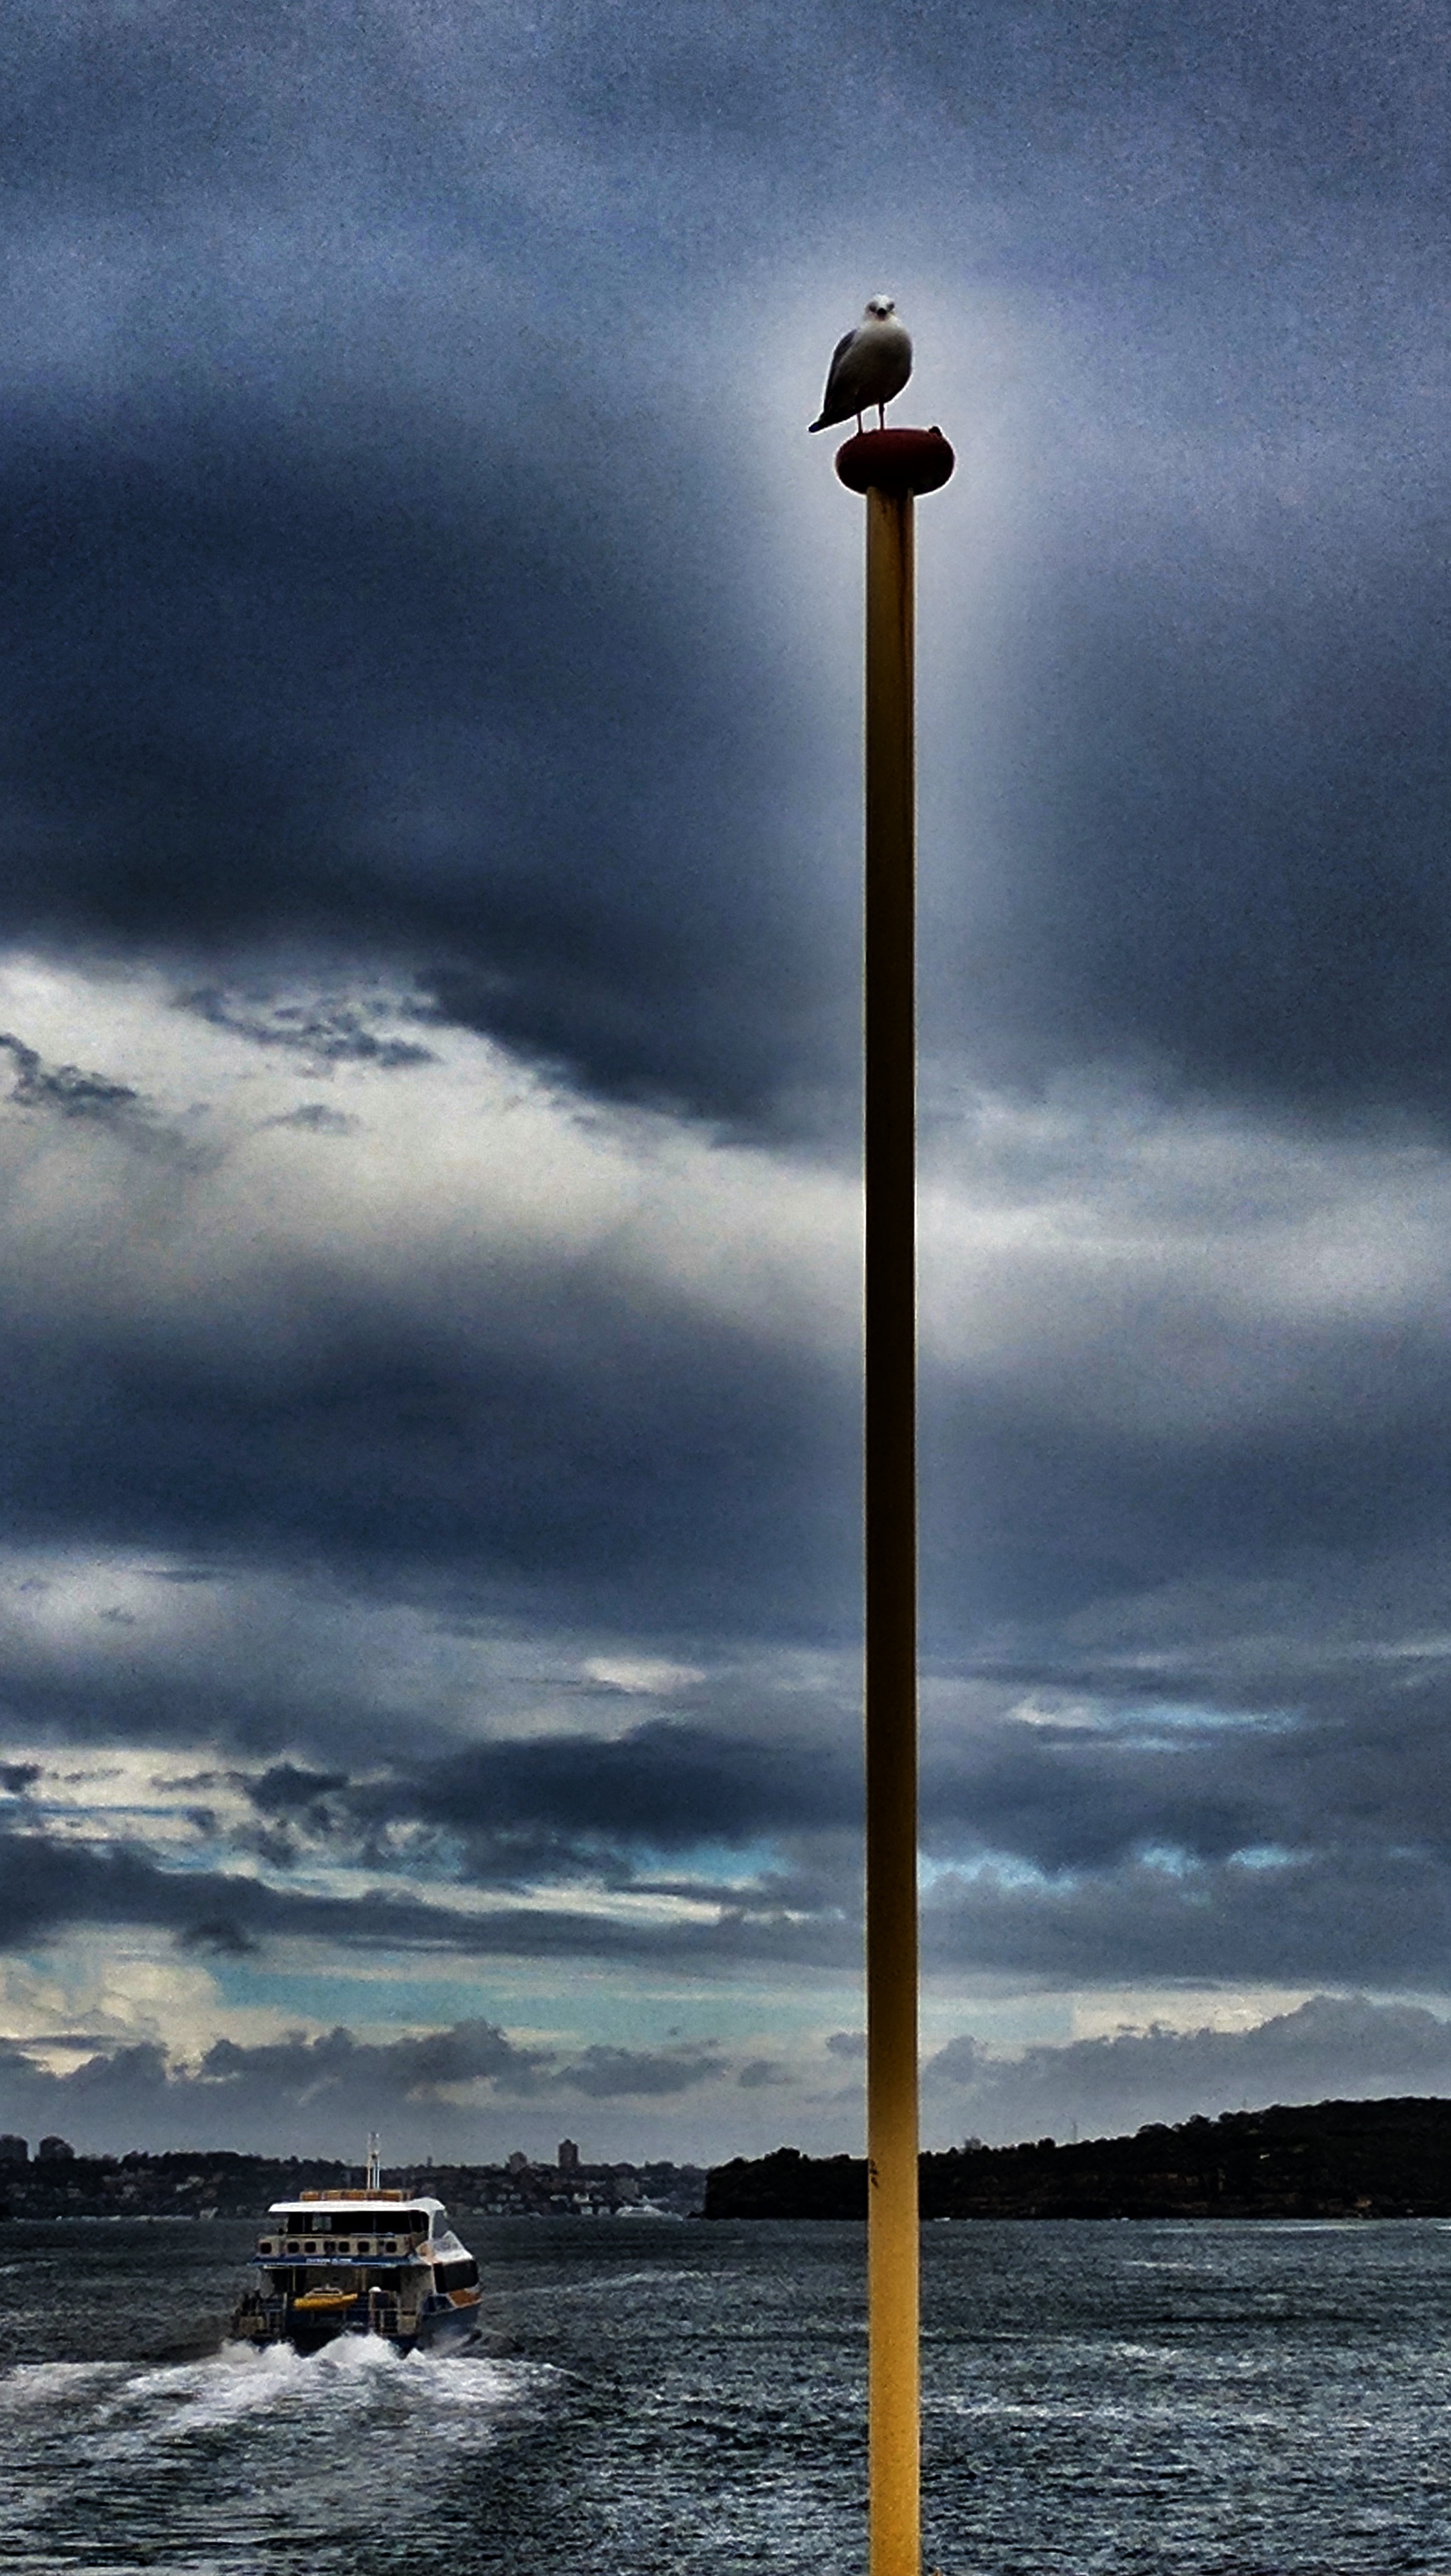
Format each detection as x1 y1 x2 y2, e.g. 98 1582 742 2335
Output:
433 2257 479 2292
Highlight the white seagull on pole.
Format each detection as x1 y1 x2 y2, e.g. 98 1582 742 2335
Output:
808 296 913 434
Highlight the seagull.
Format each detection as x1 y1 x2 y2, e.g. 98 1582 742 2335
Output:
808 296 913 434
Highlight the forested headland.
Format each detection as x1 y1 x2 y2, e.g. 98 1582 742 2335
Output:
704 2096 1451 2220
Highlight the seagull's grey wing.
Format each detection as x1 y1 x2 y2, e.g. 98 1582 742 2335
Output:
808 325 866 431
820 327 860 401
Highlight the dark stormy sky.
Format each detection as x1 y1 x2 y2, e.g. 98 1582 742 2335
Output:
2 0 1451 2160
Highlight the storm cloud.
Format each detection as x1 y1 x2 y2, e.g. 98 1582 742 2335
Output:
1 0 1450 2154
924 1996 1451 2148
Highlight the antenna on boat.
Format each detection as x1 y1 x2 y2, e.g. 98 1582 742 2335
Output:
834 421 955 2576
365 2132 382 2192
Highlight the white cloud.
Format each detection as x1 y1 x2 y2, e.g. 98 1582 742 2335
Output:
11 956 1451 1468
582 1657 706 1696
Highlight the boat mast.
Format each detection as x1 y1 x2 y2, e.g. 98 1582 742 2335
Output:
365 2132 382 2193
835 423 955 2576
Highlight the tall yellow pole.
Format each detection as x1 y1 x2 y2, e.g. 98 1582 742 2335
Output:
864 475 920 2576
837 424 955 2576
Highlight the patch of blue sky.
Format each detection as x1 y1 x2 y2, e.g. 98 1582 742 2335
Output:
621 1837 784 1890
205 1959 859 2052
920 1850 1067 1894
1111 1699 1298 1738
205 1963 517 2030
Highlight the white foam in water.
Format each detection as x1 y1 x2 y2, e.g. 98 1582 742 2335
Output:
0 2331 552 2576
0 2359 124 2412
104 2337 537 2440
0 2337 540 2456
10 2223 1451 2575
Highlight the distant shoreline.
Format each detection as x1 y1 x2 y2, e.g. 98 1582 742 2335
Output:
704 2094 1451 2221
0 2149 705 2223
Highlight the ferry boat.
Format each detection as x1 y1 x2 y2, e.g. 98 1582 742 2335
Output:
229 2140 482 2356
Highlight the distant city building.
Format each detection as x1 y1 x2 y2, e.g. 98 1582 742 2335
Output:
558 2138 580 2174
505 2150 529 2174
0 2146 707 2219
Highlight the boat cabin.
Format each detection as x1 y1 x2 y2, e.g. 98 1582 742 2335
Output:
233 2157 482 2354
257 2195 442 2258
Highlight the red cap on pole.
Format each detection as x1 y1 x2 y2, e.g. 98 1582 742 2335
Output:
835 426 955 497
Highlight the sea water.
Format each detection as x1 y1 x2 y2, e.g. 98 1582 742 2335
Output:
1 2215 1450 2573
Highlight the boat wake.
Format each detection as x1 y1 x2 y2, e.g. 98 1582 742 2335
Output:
0 2339 553 2572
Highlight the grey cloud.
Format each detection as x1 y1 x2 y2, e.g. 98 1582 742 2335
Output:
923 1996 1451 2148
402 1723 859 1870
0 342 830 1131
180 988 435 1068
926 2035 982 2088
824 2030 865 2060
0 1822 858 1973
247 1765 350 1821
0 2017 741 2155
261 1104 360 1133
0 1033 139 1120
555 2045 728 2099
1 0 1449 1687
4 0 1451 2124
16 2033 121 2054
197 2018 545 2099
178 1917 261 1957
923 1844 1451 1988
2 2 1446 1132
16 1606 1451 2000
0 1231 859 1638
6 1992 1447 2166
0 1826 457 1954
0 2019 545 2159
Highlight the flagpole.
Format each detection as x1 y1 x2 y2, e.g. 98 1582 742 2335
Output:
836 423 955 2576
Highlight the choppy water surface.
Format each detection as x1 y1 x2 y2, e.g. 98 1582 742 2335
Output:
2 2217 1450 2573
